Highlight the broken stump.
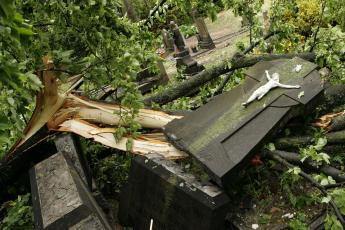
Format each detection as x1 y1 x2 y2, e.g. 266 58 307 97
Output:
118 153 231 230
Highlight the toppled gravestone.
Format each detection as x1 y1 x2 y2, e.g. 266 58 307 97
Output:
30 152 112 230
118 153 231 230
164 57 324 189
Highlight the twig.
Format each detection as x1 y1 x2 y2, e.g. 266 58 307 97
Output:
264 150 345 225
324 182 345 190
309 0 326 52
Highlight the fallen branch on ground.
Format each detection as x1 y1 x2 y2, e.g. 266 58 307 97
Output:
143 52 316 106
271 150 345 182
275 130 345 150
264 150 345 225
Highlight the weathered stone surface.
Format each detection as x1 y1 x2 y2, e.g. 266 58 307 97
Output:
30 152 112 230
164 57 324 189
54 133 92 189
170 21 204 75
194 17 215 50
162 29 174 52
118 153 230 230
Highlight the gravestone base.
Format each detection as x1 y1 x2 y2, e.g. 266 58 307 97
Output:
30 152 112 230
118 153 230 230
174 50 204 75
197 34 216 50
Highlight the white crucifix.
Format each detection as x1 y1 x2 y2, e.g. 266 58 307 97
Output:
242 70 301 107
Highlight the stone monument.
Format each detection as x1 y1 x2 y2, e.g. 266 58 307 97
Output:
170 21 204 75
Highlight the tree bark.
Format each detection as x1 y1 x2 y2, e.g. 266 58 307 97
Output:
275 131 345 149
143 52 316 106
328 113 345 132
271 150 345 182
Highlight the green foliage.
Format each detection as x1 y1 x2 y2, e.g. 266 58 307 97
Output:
0 194 34 230
288 212 308 230
80 139 132 195
324 214 344 230
0 0 40 157
300 137 330 166
330 188 345 215
179 24 198 38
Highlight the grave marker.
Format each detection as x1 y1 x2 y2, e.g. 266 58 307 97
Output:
30 152 112 230
192 12 215 50
170 21 204 75
163 57 324 189
118 153 231 230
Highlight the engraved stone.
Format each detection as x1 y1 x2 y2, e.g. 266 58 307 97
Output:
164 57 324 189
118 153 230 230
30 152 112 230
170 21 204 75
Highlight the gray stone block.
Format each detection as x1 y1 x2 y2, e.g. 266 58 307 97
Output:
30 152 112 230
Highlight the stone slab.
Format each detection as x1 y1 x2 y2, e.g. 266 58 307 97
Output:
30 152 112 230
118 153 231 230
54 133 92 189
163 57 324 188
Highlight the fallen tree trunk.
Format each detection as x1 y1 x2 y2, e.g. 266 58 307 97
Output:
275 130 345 149
143 52 316 106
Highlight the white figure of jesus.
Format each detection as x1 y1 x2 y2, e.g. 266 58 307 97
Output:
242 70 301 107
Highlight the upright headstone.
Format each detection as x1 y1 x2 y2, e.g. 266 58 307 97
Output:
170 21 204 75
192 11 215 50
162 29 175 52
164 57 324 189
30 152 112 230
157 60 170 83
118 153 231 230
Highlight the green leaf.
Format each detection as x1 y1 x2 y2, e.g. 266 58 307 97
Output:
314 137 327 151
298 91 304 99
266 142 276 151
324 214 344 230
331 189 345 215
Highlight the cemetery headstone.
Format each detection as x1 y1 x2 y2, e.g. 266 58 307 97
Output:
163 57 324 189
162 29 175 52
170 21 204 75
54 133 92 190
192 15 215 50
30 152 112 230
118 153 231 230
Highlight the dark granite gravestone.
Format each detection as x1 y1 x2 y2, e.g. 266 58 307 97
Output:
118 153 231 230
163 57 324 189
170 21 204 75
30 152 112 230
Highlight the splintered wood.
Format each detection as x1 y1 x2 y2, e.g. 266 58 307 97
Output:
12 57 186 160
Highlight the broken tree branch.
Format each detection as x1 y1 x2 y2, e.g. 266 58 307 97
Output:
143 52 316 106
271 150 345 182
214 31 280 96
264 150 345 225
275 131 345 150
